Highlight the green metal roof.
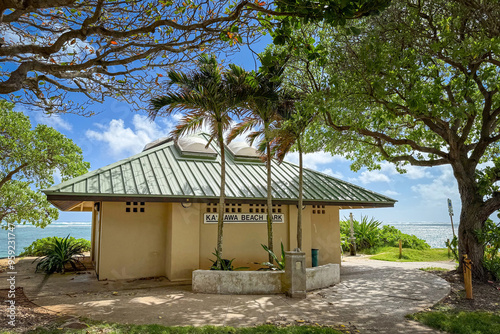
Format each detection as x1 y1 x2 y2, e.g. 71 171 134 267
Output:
44 133 396 210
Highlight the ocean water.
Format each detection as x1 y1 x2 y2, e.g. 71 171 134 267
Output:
0 221 91 258
0 220 458 258
383 221 459 249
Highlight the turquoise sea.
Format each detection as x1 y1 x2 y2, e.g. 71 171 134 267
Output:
0 220 458 258
1 221 91 258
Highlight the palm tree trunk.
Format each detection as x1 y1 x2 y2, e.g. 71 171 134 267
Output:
297 137 303 251
265 122 274 263
217 127 226 269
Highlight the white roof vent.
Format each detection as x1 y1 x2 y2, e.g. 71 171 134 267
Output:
142 137 172 152
228 142 261 160
176 136 217 157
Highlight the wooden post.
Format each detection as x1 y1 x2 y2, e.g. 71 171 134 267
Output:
447 239 451 258
463 254 473 299
399 240 402 259
349 213 356 256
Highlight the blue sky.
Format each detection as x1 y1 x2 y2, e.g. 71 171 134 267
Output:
10 36 464 225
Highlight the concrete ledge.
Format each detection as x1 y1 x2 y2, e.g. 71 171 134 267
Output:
306 264 340 291
192 270 283 294
192 263 340 295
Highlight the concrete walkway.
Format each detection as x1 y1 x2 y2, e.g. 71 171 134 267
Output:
1 256 454 333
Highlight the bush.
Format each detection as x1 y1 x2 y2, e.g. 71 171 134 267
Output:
33 235 87 274
20 236 91 257
340 215 430 252
476 218 500 281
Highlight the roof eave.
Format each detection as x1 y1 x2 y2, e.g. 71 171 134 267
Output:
44 192 396 211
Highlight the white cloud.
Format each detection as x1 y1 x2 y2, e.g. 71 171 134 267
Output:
35 113 72 131
382 190 400 197
401 165 432 180
284 151 346 170
320 168 343 179
352 162 397 184
410 166 459 206
86 115 173 158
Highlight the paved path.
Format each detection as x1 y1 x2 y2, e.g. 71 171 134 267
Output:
2 256 454 333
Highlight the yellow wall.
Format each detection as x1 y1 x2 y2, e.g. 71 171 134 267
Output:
168 203 200 281
311 205 342 265
98 202 167 280
198 203 290 271
96 201 341 281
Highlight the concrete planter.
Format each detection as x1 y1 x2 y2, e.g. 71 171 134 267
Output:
306 264 340 291
192 270 283 294
192 263 340 295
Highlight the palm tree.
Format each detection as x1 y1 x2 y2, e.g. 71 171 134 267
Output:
272 104 315 250
228 52 288 263
149 55 248 268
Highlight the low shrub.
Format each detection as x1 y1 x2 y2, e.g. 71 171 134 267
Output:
20 236 91 257
476 218 500 281
33 235 87 274
340 215 430 252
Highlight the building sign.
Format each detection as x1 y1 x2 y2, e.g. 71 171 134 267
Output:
204 213 284 224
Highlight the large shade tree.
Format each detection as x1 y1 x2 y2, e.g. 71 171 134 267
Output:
149 54 248 267
284 0 500 279
0 0 390 114
0 100 89 228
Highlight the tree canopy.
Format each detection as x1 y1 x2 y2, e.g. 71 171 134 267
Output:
280 0 500 278
0 0 390 114
0 100 89 228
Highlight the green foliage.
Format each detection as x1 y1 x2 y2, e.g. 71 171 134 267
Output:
475 217 500 281
278 0 500 277
370 247 450 262
261 242 286 270
33 235 87 274
20 236 91 257
210 249 235 271
409 310 500 334
379 225 430 250
445 236 459 262
339 216 430 252
0 101 89 229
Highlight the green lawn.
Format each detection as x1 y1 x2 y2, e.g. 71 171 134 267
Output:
369 247 452 262
22 323 345 334
408 310 500 334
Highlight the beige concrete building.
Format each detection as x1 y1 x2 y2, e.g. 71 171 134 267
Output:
44 133 395 281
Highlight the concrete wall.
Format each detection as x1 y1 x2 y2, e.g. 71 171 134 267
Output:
192 270 283 294
192 264 340 295
98 202 168 280
306 264 340 291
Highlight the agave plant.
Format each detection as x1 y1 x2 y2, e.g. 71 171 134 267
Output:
261 242 285 270
33 235 86 274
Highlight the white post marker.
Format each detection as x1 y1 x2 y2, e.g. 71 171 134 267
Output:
448 198 456 238
349 212 356 256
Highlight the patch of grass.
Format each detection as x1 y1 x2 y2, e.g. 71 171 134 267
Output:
25 323 345 334
408 310 500 334
419 267 450 272
369 247 452 262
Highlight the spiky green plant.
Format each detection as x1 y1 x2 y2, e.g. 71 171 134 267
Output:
261 242 286 270
33 235 86 274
